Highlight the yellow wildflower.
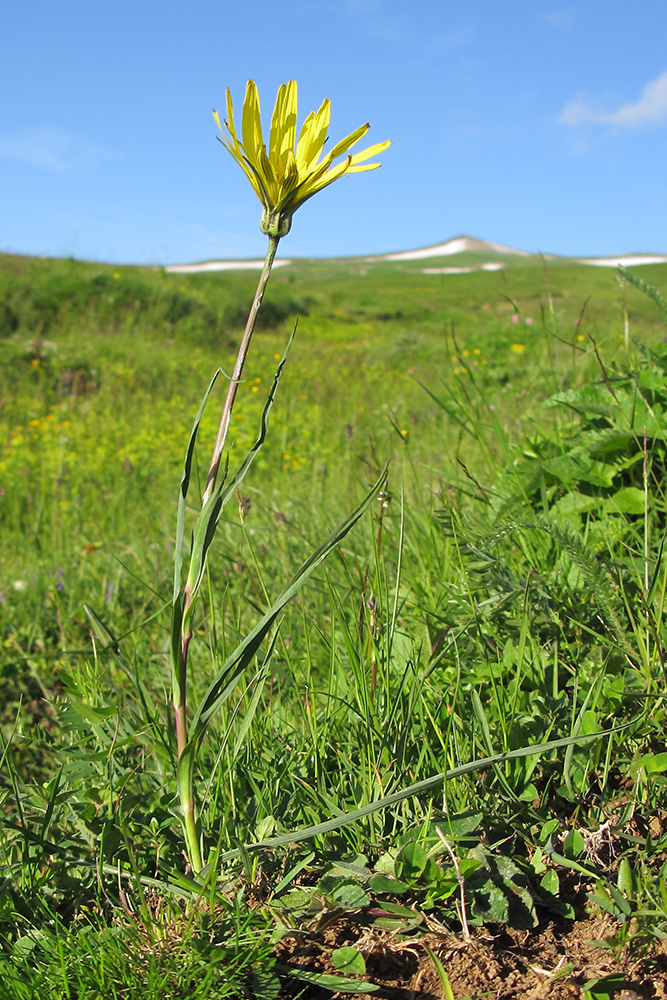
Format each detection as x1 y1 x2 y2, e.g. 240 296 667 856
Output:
215 80 391 236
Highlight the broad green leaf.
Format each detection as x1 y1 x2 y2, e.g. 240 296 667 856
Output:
394 839 427 883
370 874 408 895
603 487 645 515
371 901 417 918
540 869 559 896
318 874 369 908
551 491 599 518
436 811 483 838
468 853 537 929
332 947 366 975
582 972 629 1000
276 887 317 912
562 829 586 859
640 751 667 775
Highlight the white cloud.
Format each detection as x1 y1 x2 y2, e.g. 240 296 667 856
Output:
0 128 118 169
560 70 667 129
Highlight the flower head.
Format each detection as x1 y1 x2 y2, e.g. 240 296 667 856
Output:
215 80 390 237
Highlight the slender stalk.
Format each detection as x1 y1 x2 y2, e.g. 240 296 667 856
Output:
202 234 280 505
175 233 280 873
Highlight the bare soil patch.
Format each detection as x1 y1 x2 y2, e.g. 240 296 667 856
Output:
274 911 667 999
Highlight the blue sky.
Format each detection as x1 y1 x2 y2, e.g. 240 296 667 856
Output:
2 1 667 263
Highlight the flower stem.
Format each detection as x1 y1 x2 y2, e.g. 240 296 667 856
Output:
175 233 280 874
202 234 280 505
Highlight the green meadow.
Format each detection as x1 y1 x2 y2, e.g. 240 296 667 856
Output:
1 246 667 997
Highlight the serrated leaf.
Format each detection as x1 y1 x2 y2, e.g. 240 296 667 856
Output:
276 887 318 912
603 487 646 515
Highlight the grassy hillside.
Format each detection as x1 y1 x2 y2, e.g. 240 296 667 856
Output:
1 248 667 998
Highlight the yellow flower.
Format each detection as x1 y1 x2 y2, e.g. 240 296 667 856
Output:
215 80 390 237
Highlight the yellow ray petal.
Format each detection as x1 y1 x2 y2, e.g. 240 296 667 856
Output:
242 150 274 206
224 89 242 152
345 162 382 173
271 80 298 175
289 155 352 207
348 139 392 166
269 83 287 165
242 80 264 166
296 98 330 172
219 138 264 201
328 123 370 160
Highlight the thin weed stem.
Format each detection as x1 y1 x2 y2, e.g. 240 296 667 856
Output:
174 234 281 872
202 234 280 505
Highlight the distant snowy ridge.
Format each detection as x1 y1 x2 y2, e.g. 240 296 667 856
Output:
165 259 291 273
577 254 667 267
162 236 667 273
366 236 531 261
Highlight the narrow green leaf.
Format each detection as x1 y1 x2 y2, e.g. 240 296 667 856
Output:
173 367 223 603
171 592 185 705
230 631 279 764
272 852 315 896
217 719 636 863
275 965 379 994
191 465 388 744
471 690 518 801
564 683 596 798
83 604 125 663
182 330 295 629
424 944 455 1000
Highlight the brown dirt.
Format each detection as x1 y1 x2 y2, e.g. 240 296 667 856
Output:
274 911 667 999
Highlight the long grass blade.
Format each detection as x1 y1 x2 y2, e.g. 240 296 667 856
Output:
217 719 637 862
